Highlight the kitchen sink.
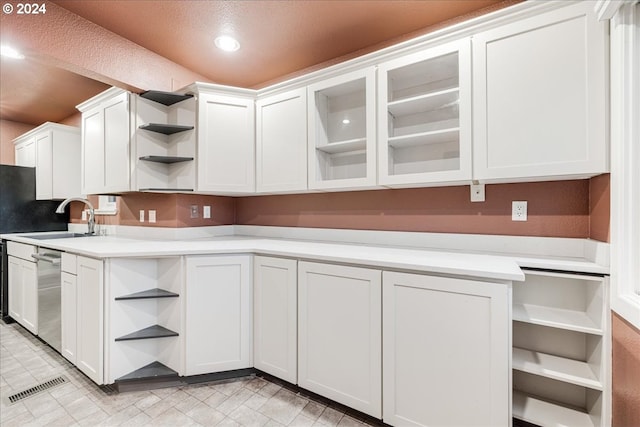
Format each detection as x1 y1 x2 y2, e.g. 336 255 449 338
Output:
26 232 95 240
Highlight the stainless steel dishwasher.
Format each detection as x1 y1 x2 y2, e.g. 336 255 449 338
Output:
33 248 62 352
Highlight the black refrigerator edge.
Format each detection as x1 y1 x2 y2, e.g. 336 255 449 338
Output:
1 165 70 321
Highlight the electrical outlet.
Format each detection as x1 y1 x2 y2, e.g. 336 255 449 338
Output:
512 201 527 221
470 183 485 202
203 206 211 219
190 205 199 219
148 210 156 223
81 210 87 221
139 210 145 223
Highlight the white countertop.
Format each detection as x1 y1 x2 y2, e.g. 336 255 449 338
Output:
2 232 526 282
3 225 611 281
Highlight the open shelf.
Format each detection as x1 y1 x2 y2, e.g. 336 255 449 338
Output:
139 155 194 164
388 87 459 117
140 90 193 106
115 361 178 382
114 325 178 342
139 123 194 135
139 188 194 192
513 390 595 427
316 138 367 154
513 347 602 390
115 288 179 301
388 128 459 148
513 303 603 335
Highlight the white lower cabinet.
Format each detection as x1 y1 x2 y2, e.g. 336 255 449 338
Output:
76 256 104 384
382 271 511 427
185 255 252 375
298 261 382 418
61 271 77 364
253 256 297 383
7 243 38 335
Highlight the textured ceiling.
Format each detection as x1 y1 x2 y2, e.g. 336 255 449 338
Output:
2 0 511 126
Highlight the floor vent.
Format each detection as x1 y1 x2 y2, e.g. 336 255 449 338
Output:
6 376 68 404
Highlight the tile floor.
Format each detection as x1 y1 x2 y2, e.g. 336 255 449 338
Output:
0 320 375 427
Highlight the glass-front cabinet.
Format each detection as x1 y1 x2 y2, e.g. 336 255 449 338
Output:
377 39 472 187
307 67 377 191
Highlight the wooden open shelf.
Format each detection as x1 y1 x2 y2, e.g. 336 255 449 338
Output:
115 288 179 301
115 361 178 382
513 303 602 335
513 390 595 427
139 123 194 135
140 90 193 106
139 155 194 164
115 325 178 342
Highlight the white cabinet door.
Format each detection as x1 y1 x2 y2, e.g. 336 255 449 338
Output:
76 256 104 384
82 106 105 195
256 89 307 193
15 138 36 167
20 260 38 335
102 92 131 193
197 93 255 194
382 271 511 427
378 39 472 187
472 2 608 182
7 256 38 335
254 256 297 383
298 261 381 417
7 256 23 323
61 271 77 364
308 67 377 191
35 131 52 200
81 90 130 195
185 255 252 375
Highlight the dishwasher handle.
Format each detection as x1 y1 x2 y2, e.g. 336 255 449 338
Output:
31 253 61 265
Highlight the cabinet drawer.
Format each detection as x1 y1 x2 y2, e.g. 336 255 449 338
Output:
6 241 37 262
61 253 77 274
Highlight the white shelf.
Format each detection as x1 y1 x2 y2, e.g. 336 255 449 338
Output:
513 390 595 427
316 138 367 154
513 347 602 390
513 303 603 335
388 87 459 117
388 128 459 148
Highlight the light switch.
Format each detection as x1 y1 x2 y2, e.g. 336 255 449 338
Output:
139 210 145 223
203 206 211 219
148 210 156 223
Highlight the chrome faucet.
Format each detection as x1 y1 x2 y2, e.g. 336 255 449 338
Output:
55 197 95 235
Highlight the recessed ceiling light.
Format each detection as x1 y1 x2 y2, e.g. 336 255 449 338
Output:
342 119 351 124
214 36 240 52
1 45 25 59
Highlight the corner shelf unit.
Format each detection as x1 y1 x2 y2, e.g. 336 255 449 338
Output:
106 257 183 384
308 67 377 190
133 90 196 192
512 269 609 427
377 39 472 186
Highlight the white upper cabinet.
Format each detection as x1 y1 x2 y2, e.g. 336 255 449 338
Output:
13 123 81 200
78 87 132 195
378 39 472 187
472 2 608 182
308 67 377 190
256 88 308 194
195 86 256 194
14 136 36 167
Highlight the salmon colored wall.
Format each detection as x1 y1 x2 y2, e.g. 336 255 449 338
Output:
612 313 640 427
589 174 610 242
236 180 590 238
59 112 82 128
0 119 36 165
70 193 235 228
